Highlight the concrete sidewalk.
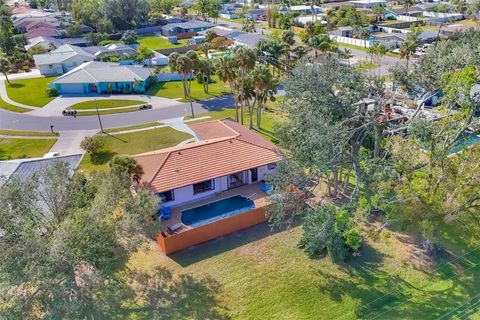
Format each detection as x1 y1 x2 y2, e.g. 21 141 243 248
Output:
49 130 98 155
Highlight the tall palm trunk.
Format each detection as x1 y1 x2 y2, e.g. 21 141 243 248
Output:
240 68 245 125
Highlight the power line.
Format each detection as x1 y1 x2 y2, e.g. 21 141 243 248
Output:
334 245 480 320
436 292 480 320
368 261 480 320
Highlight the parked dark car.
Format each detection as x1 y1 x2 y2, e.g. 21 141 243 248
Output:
138 104 153 110
62 109 77 117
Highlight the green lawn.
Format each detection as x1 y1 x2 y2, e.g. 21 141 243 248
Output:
146 76 231 102
0 95 32 113
104 122 163 133
78 127 192 174
5 77 56 107
138 35 189 50
218 17 243 23
77 107 143 116
126 220 480 319
0 129 58 137
0 138 57 160
70 99 146 110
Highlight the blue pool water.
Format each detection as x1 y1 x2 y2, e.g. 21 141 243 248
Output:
181 195 255 227
449 134 480 155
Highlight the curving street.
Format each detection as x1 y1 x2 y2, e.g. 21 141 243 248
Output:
0 94 235 131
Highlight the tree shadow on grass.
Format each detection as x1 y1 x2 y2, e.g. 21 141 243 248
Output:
170 218 302 267
105 266 230 319
7 83 25 89
91 150 116 165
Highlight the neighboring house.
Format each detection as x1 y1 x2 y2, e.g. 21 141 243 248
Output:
349 0 386 8
33 44 95 76
160 20 214 38
281 5 322 14
134 119 283 254
82 43 138 59
198 26 245 39
329 26 355 37
25 36 90 51
0 155 82 187
374 33 406 48
27 27 59 39
13 16 58 32
144 51 169 66
233 33 268 48
49 61 154 94
245 8 266 20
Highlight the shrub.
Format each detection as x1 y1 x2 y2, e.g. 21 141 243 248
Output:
45 88 58 97
80 135 104 155
121 30 138 44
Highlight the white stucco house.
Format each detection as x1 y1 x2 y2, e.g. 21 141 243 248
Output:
33 44 95 76
134 119 282 208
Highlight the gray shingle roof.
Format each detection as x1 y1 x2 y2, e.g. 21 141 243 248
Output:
33 44 94 65
0 154 83 186
233 33 268 48
161 20 214 31
51 61 153 84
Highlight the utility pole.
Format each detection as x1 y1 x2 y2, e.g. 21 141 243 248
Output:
95 100 104 133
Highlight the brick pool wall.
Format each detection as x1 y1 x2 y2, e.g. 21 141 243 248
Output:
157 207 268 255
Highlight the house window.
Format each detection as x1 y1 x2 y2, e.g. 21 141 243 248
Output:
267 163 277 170
193 179 215 194
158 190 175 203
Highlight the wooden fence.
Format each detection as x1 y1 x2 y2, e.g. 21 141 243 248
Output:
157 207 268 255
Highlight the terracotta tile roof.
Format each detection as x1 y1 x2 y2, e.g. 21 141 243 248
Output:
134 119 282 193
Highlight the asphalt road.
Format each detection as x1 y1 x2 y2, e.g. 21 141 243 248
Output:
0 95 235 131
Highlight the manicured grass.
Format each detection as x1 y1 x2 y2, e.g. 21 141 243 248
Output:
70 99 146 110
77 107 142 116
138 35 189 50
126 220 480 319
0 129 58 137
0 137 57 160
146 76 230 101
104 122 163 133
0 95 32 113
78 127 192 174
5 77 56 107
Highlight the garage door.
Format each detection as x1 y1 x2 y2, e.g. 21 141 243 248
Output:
57 83 84 94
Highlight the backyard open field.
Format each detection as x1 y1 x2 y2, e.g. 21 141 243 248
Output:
126 220 480 319
138 35 189 50
5 77 56 107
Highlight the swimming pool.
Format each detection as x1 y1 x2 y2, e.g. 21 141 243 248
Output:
181 195 255 227
449 134 480 155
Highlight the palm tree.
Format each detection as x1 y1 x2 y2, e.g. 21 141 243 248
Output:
249 64 277 129
170 53 195 118
281 30 295 71
197 59 215 93
199 42 211 59
400 29 420 69
308 34 335 58
216 56 239 121
0 57 10 83
234 46 256 125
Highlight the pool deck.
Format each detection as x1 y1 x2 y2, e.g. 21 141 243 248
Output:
161 182 268 234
